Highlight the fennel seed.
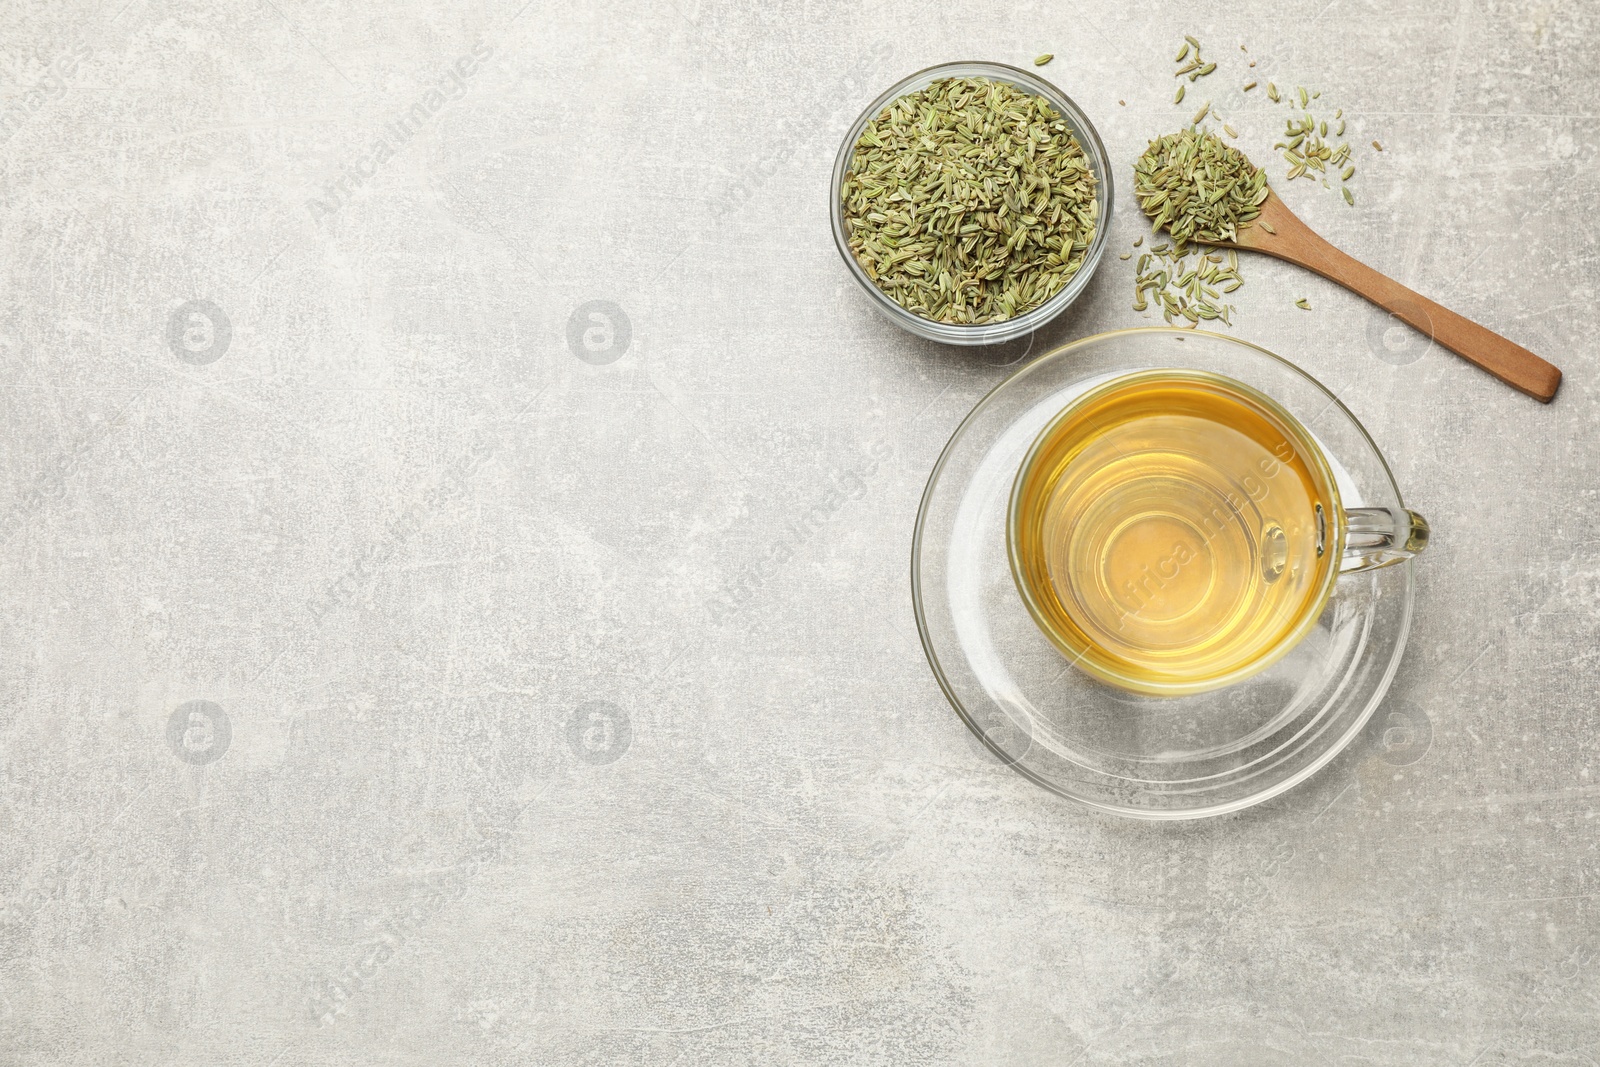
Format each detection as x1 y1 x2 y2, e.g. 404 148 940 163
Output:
841 76 1098 325
1133 128 1269 252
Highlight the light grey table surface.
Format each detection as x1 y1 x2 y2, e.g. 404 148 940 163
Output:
2 0 1596 1063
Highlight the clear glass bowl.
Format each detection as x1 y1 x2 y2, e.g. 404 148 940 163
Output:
830 61 1115 346
911 328 1419 819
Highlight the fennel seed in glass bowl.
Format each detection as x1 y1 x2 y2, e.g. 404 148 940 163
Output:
832 62 1112 346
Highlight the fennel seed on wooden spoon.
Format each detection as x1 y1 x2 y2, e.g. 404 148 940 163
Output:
1130 128 1266 325
1133 128 1268 253
1132 127 1563 401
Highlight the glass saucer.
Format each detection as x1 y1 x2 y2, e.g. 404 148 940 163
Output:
911 328 1416 819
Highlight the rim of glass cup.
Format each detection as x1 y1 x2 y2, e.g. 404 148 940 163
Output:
1004 367 1349 698
830 61 1115 346
910 327 1413 819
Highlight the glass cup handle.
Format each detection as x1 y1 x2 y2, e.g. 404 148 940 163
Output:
1340 507 1430 573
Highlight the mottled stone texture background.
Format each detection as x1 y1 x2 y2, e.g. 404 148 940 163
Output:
0 0 1596 1062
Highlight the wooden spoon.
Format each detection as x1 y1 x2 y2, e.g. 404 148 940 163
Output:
1196 192 1562 403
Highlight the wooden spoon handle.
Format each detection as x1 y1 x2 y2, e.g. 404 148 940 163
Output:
1239 201 1561 402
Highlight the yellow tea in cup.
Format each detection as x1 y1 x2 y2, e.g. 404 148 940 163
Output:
1008 369 1343 696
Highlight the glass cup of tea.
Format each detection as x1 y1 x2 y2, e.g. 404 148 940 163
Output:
1008 367 1429 697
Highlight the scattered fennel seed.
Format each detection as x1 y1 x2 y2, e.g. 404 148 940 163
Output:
1224 123 1239 138
1274 108 1357 203
1295 297 1311 309
1267 82 1280 102
1175 84 1186 103
1035 53 1054 65
1343 187 1355 205
1259 220 1277 234
1175 36 1217 82
1120 252 1132 259
1132 240 1241 326
1191 101 1210 124
1243 80 1257 91
1372 139 1383 151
